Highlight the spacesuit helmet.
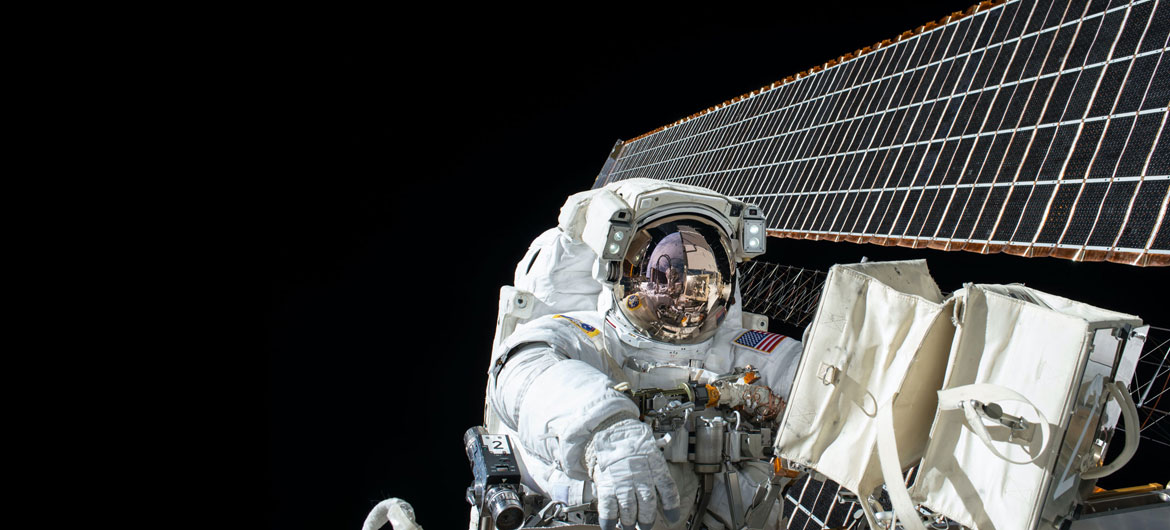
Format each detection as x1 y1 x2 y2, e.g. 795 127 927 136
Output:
612 213 734 345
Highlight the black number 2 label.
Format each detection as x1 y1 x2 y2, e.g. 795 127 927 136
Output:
482 434 510 455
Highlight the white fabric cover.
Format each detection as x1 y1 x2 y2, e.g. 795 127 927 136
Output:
513 227 602 320
905 284 1142 530
776 260 954 496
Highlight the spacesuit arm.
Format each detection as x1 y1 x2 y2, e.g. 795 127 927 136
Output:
490 342 639 480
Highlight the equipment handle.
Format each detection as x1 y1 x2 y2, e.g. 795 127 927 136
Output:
1081 380 1140 480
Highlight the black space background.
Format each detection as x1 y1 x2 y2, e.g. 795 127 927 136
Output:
263 4 1168 529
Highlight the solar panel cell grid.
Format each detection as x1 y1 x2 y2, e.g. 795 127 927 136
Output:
1143 55 1170 109
1091 115 1136 176
787 508 810 530
991 44 1020 86
1020 125 1056 177
1069 17 1105 68
928 187 969 239
1052 0 1083 31
961 137 993 184
870 190 902 235
1155 210 1170 248
600 0 1168 265
1020 76 1055 126
1065 120 1106 178
1117 3 1153 57
1021 31 1054 79
980 134 1015 182
1148 117 1170 174
1087 180 1137 246
908 188 941 235
998 0 1026 39
1141 1 1170 52
1036 184 1082 242
1003 35 1033 82
823 194 849 232
1064 181 1111 244
1014 182 1057 240
891 189 923 234
1071 66 1105 115
1117 55 1159 113
1117 178 1170 246
1123 114 1165 175
1027 1 1055 34
885 149 911 188
1041 127 1080 176
965 185 1003 240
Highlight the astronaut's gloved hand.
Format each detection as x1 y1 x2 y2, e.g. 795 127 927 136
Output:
585 417 681 529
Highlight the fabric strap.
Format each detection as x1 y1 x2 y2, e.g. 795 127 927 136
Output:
1081 380 1140 480
876 393 928 530
936 383 1054 466
874 383 1056 530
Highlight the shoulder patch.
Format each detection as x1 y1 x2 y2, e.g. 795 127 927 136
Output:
733 330 787 354
553 314 600 338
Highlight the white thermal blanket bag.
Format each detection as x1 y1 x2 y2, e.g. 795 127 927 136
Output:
879 284 1142 530
776 260 955 501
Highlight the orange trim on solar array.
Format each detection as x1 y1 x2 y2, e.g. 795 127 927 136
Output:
624 0 1007 145
766 230 1170 267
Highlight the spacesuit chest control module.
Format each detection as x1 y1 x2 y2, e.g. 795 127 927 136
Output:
468 179 803 530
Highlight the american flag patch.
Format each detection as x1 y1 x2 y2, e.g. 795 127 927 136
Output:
733 330 786 354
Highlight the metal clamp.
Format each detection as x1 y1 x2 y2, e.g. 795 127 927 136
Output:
973 400 1037 443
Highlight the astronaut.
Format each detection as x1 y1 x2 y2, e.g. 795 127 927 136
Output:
485 178 802 529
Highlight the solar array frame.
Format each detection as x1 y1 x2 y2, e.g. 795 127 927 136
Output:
739 261 827 329
595 0 1170 266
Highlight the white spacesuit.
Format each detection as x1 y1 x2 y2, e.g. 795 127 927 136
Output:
485 179 802 530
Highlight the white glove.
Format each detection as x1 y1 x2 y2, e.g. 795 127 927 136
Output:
585 417 681 529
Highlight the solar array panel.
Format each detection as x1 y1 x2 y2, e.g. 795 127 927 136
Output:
779 467 922 530
782 474 866 530
738 261 826 328
595 0 1170 266
1127 325 1170 450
